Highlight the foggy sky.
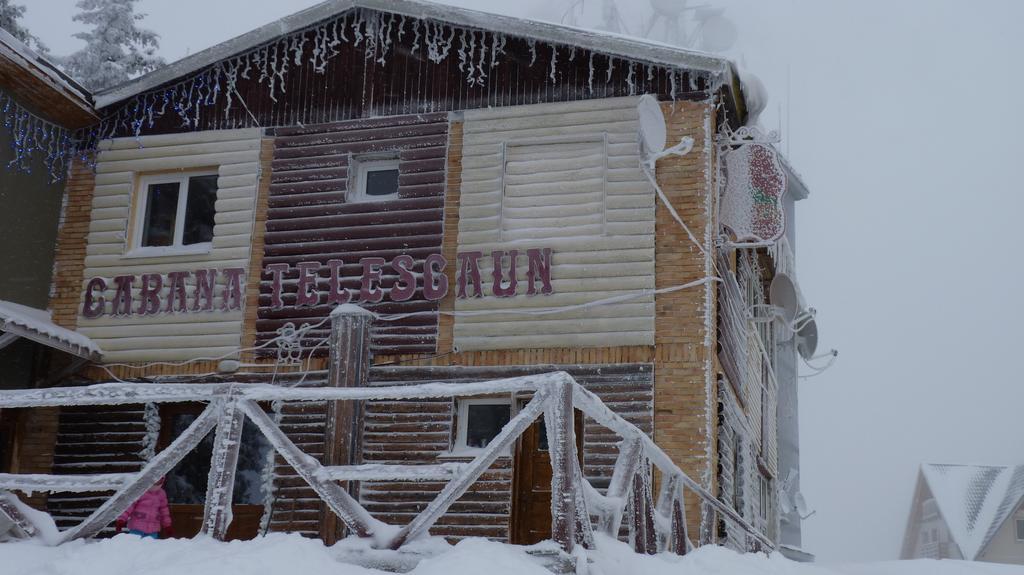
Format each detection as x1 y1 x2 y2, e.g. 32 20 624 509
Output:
21 0 1024 563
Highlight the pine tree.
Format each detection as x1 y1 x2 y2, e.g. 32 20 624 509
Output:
61 0 165 91
0 0 48 54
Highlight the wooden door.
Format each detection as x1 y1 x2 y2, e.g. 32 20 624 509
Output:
510 409 583 545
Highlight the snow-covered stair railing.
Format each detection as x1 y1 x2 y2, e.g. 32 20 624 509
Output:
0 371 773 568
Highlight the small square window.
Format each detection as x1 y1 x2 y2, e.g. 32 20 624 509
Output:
454 398 511 452
351 157 400 202
1016 518 1024 541
134 172 218 253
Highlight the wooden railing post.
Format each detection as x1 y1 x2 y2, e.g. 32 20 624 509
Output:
545 380 577 553
600 436 642 536
323 305 373 544
202 395 244 539
630 467 656 555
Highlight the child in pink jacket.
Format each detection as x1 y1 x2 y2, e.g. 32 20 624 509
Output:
115 477 173 539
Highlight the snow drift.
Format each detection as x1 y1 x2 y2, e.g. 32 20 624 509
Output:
3 533 1024 575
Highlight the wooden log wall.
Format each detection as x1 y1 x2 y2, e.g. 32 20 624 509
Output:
47 404 148 532
455 97 655 350
74 128 264 362
257 113 449 355
358 364 653 541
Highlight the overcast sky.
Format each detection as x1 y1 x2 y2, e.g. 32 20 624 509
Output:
21 0 1024 563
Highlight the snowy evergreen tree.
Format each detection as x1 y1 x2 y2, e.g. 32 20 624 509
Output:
61 0 165 91
0 0 48 54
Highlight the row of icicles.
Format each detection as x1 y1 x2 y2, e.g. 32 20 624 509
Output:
10 8 716 182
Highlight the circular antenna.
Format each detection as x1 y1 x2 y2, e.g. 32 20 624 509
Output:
769 273 799 324
797 318 818 360
698 13 738 52
637 94 668 154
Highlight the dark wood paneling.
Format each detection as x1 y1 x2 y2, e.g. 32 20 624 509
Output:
359 364 654 542
47 405 148 532
96 8 711 139
257 112 448 356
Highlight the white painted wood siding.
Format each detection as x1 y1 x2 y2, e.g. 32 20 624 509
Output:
76 129 263 362
455 97 655 351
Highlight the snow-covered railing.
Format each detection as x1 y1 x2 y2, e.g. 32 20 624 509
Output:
0 374 773 557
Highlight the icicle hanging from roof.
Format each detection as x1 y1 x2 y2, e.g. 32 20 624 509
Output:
89 7 716 143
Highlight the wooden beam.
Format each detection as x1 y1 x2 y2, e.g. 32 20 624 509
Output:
599 436 642 536
0 472 132 493
60 402 220 542
201 397 245 540
321 463 465 482
671 495 689 555
570 448 595 549
240 400 377 539
323 306 373 544
545 380 577 553
387 388 552 550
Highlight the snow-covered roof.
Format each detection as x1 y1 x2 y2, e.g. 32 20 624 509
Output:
0 300 102 360
920 463 1024 560
0 28 96 126
93 0 734 109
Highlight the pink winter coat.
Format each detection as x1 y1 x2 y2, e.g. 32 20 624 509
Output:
118 486 171 534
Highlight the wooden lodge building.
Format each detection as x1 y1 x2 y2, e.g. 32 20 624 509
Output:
0 0 819 557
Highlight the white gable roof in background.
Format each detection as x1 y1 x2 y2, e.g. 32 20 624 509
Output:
94 0 733 109
922 463 1024 560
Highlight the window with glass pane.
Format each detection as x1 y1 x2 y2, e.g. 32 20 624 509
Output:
1017 518 1024 541
364 168 399 197
141 182 180 247
137 172 218 250
352 157 400 202
465 403 511 448
183 175 218 245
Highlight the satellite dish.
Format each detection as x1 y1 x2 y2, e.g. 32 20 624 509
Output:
796 317 818 360
769 273 799 324
794 492 810 518
637 94 667 154
779 490 793 515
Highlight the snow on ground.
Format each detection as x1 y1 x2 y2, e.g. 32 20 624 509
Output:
2 532 1023 575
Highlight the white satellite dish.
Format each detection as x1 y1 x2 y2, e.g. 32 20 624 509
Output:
769 273 799 324
637 95 695 170
638 94 668 154
796 317 818 360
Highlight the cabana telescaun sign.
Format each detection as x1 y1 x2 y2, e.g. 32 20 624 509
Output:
80 248 554 318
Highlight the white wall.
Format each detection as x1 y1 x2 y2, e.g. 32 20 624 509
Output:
454 97 655 351
76 129 263 362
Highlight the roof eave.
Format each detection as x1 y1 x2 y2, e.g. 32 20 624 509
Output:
0 29 97 127
94 0 733 110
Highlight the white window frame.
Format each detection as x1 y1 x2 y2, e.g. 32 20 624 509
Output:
1016 518 1024 542
451 396 513 455
129 170 218 257
350 157 400 203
